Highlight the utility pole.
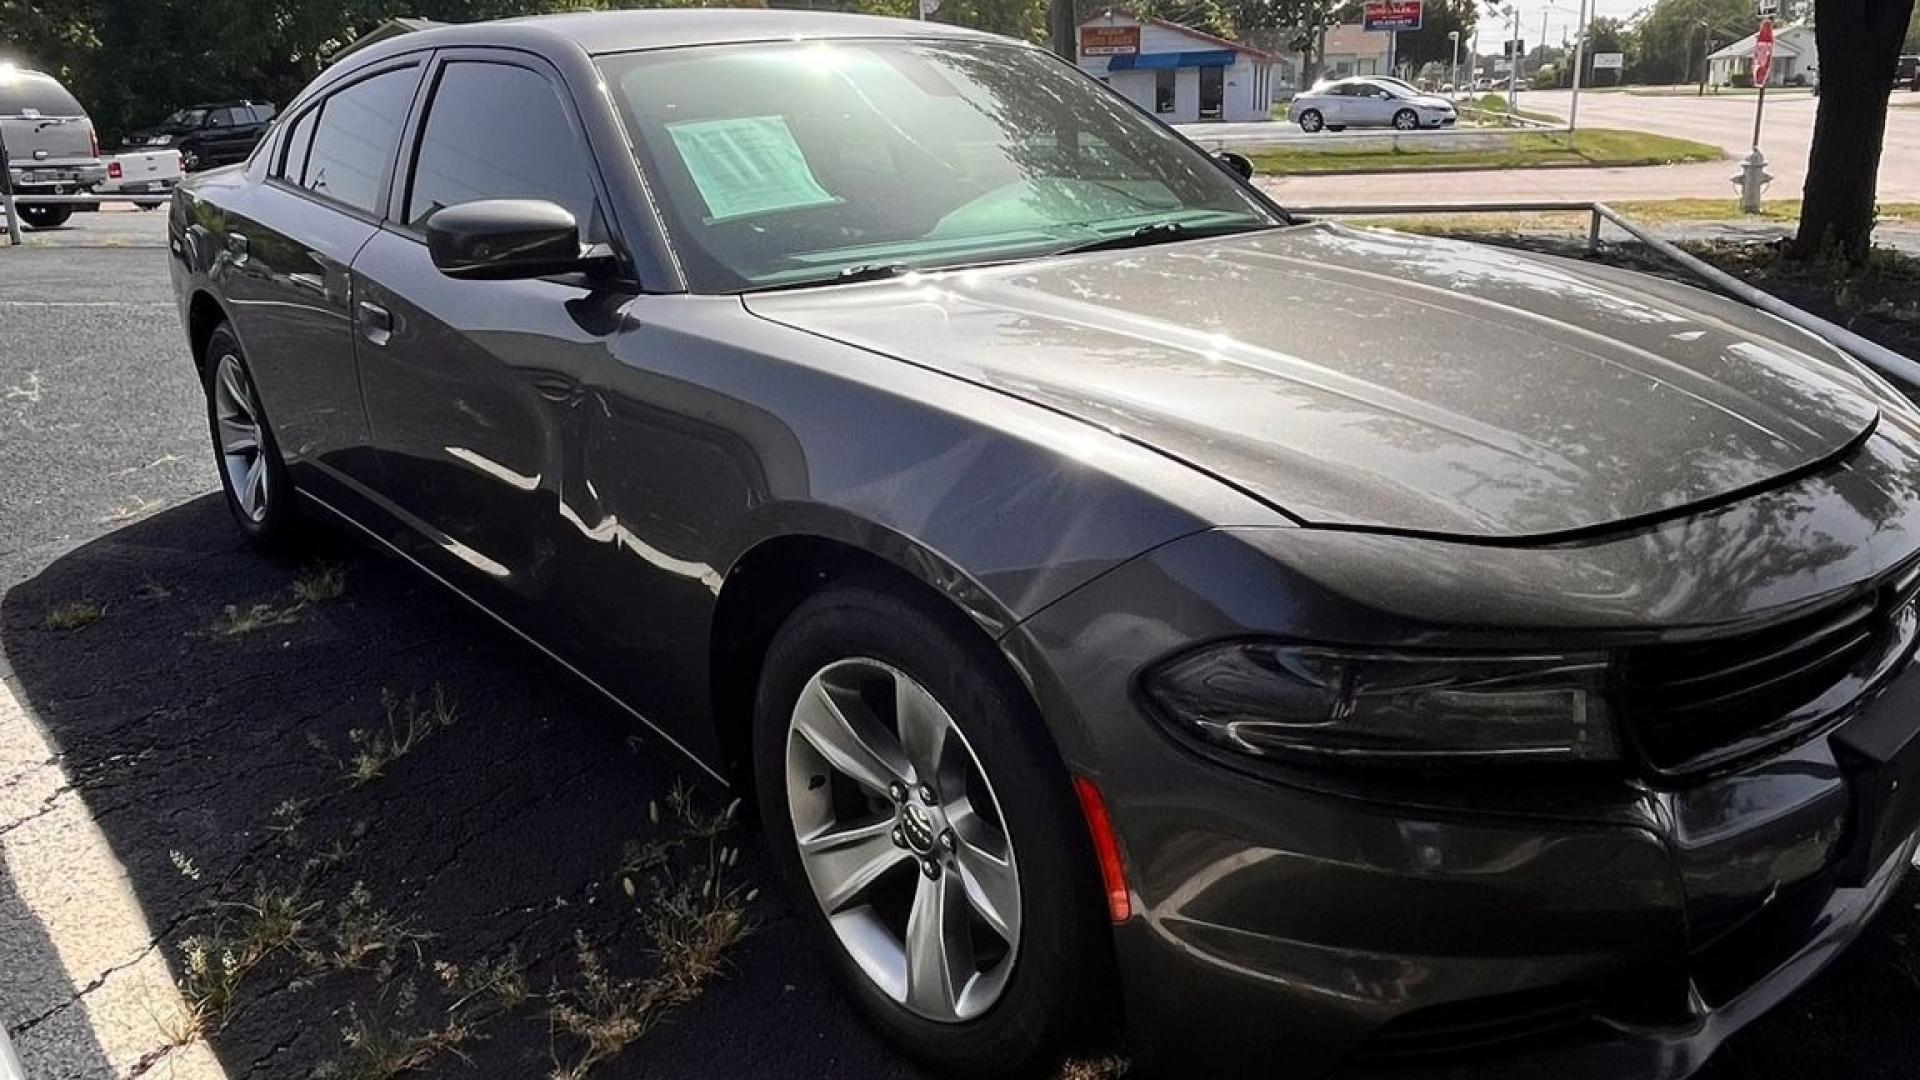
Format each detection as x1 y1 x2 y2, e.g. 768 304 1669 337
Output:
1048 0 1075 61
1568 0 1588 131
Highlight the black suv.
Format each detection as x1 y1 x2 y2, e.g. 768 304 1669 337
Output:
122 101 275 171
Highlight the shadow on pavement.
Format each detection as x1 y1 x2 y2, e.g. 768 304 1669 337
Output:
0 494 919 1080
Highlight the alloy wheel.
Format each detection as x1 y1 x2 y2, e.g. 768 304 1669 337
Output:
212 352 270 523
1394 110 1418 130
785 657 1021 1023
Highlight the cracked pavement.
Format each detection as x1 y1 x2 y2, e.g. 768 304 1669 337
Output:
6 209 1920 1080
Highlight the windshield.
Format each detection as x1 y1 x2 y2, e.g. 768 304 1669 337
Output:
164 108 207 127
598 39 1278 291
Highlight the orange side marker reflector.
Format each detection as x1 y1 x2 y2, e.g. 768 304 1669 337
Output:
1073 775 1132 923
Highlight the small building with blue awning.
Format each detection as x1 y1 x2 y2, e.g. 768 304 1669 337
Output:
1077 10 1279 123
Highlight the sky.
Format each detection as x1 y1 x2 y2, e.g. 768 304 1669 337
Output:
1477 0 1656 54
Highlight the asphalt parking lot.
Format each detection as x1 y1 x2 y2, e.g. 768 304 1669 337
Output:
6 210 1920 1080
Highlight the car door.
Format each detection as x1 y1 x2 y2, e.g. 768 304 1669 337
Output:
1355 85 1394 126
212 61 424 508
1321 84 1355 124
350 49 625 625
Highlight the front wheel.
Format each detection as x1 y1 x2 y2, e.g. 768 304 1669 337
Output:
754 582 1110 1076
1393 108 1419 131
17 204 72 230
202 323 298 547
1297 108 1324 132
179 146 202 172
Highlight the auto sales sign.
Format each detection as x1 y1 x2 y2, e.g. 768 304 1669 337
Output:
1079 24 1141 56
1363 0 1424 31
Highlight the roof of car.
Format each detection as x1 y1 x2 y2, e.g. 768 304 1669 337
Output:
382 9 1009 58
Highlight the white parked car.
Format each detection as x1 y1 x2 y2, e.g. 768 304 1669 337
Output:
1290 77 1457 133
96 148 181 208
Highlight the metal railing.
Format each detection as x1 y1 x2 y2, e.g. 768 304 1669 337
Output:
1290 200 1920 388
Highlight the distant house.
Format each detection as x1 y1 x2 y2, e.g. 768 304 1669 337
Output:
1319 23 1394 81
1076 10 1280 122
1707 21 1819 86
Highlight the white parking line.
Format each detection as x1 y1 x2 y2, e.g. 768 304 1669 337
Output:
0 676 230 1079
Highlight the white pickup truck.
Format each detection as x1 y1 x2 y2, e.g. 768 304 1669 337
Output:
95 148 182 208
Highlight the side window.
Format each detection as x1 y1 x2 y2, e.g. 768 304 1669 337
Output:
405 61 598 232
300 66 419 215
276 106 319 182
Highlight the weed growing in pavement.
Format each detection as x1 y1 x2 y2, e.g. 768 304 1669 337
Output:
165 883 321 1044
324 983 474 1080
311 684 458 787
549 794 757 1080
135 579 173 601
43 599 104 631
310 881 431 973
168 849 203 882
293 561 348 605
212 601 303 637
1058 1056 1132 1080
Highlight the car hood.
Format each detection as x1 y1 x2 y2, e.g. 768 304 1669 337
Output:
744 223 1883 540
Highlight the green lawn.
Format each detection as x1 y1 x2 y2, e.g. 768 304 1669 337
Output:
1247 128 1723 175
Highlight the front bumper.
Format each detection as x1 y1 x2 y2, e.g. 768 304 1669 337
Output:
1008 476 1920 1077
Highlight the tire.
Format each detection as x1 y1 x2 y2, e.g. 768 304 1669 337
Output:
201 323 298 548
1298 109 1324 132
753 581 1110 1077
17 204 72 230
1393 108 1419 131
179 146 201 172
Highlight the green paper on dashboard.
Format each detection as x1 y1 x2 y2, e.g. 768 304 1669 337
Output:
666 115 839 222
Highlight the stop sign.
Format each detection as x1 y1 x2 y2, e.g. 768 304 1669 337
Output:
1753 19 1775 87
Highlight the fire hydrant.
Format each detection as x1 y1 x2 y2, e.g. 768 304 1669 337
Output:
1733 148 1772 214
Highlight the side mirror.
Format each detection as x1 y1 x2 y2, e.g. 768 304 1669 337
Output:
425 199 595 280
1214 151 1254 181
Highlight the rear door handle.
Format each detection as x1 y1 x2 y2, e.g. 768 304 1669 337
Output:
357 300 392 346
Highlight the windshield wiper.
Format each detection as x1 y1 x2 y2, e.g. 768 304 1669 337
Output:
753 262 914 293
1051 220 1270 258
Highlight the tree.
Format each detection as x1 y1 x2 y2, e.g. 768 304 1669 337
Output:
1393 0 1477 75
1233 0 1360 85
1623 0 1747 86
1794 0 1920 261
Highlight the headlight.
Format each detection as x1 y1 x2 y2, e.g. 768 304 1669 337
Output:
1143 641 1617 764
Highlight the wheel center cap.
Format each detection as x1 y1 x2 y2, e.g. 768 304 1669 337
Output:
899 801 938 855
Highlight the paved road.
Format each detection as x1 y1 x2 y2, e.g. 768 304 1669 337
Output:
1254 88 1920 207
7 210 1920 1080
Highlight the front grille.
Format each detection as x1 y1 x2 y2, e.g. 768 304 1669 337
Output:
1614 560 1920 776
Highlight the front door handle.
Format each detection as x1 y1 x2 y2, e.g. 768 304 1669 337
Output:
225 232 248 267
357 300 392 346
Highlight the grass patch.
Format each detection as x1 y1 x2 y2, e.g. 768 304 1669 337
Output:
1250 128 1721 175
165 883 321 1044
43 599 104 631
1060 1057 1131 1080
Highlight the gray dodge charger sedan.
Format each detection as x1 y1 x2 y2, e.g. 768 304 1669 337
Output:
168 10 1920 1078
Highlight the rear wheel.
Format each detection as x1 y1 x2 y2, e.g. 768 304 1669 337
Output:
1298 108 1324 132
753 582 1109 1076
17 204 72 230
202 323 297 547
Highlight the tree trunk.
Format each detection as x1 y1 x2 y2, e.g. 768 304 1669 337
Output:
1793 0 1918 262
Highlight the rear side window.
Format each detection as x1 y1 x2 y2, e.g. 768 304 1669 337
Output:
0 74 85 117
404 61 598 231
296 66 418 215
276 107 319 182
